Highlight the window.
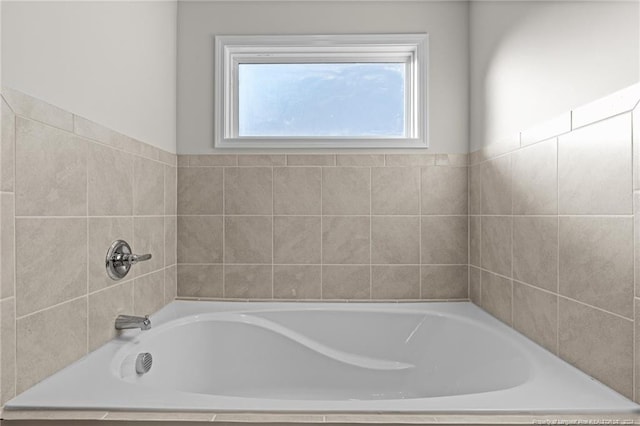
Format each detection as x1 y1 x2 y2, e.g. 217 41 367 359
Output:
214 34 428 149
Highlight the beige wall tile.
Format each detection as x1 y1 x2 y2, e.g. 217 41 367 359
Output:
513 216 558 292
287 154 335 166
512 139 558 215
336 154 384 166
1 97 15 192
274 216 321 264
558 114 632 215
164 165 177 216
224 167 272 215
88 143 133 216
133 156 164 216
571 83 640 129
225 265 273 299
634 109 640 191
469 149 482 166
130 140 160 161
469 215 480 267
483 134 520 160
225 216 272 264
636 193 640 297
322 167 370 215
177 167 223 215
165 216 177 267
481 271 512 325
1 298 16 405
88 282 133 351
164 265 177 304
3 87 73 131
421 265 468 299
636 298 640 403
322 265 370 299
2 410 109 421
274 265 321 299
177 216 223 264
133 270 165 316
16 298 87 394
481 216 512 277
481 155 511 215
520 112 570 146
322 216 369 264
513 282 557 353
421 166 467 215
559 217 633 318
421 216 468 264
216 413 325 423
385 154 435 166
238 154 286 166
469 266 481 305
177 265 223 298
1 193 15 299
326 414 441 423
88 217 133 293
74 116 129 150
189 155 237 167
371 167 420 215
273 167 321 215
15 117 87 216
468 164 481 215
133 217 165 276
436 154 468 166
559 297 633 398
372 216 420 264
371 265 420 299
105 412 216 421
16 218 87 317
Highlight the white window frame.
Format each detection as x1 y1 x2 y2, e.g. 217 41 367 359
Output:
214 34 429 149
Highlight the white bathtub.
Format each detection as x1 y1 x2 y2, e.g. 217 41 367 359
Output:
5 301 639 413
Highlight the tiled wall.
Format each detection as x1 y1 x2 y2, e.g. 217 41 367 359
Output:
3 81 640 410
0 88 177 404
176 154 468 301
468 83 640 401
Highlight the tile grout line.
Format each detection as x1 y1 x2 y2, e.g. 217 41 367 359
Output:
510 155 514 326
467 164 471 302
419 167 422 299
369 167 373 300
271 166 275 299
12 104 17 400
479 159 483 307
86 137 90 355
632 109 636 401
479 265 634 322
556 136 561 356
222 168 226 299
320 167 323 300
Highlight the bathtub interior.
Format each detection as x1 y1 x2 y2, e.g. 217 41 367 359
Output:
116 309 530 400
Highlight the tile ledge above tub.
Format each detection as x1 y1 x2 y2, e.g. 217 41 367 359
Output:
470 81 640 165
4 410 640 425
1 86 177 167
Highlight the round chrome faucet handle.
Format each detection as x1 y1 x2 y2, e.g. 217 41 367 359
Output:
106 240 153 280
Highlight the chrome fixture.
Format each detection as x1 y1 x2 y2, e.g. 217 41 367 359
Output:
135 353 153 375
106 240 152 280
115 315 152 331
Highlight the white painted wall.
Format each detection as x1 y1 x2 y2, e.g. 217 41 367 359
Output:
177 1 470 154
470 0 640 151
2 1 177 153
